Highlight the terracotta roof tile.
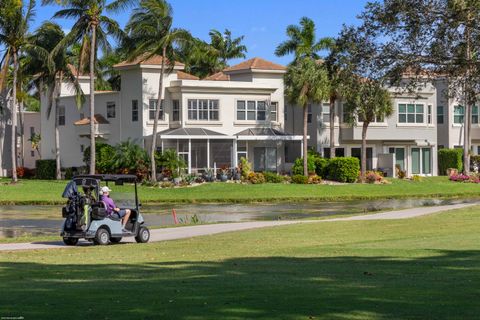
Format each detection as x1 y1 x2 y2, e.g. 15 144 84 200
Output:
177 70 199 80
204 71 230 81
113 54 184 68
224 57 286 73
74 114 110 125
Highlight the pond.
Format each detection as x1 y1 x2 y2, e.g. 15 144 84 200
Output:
0 197 477 238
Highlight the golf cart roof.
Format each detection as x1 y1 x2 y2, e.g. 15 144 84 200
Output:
73 174 138 182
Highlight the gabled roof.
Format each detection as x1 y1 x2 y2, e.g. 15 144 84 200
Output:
74 114 110 125
224 57 286 73
113 54 185 68
204 71 230 81
177 71 199 80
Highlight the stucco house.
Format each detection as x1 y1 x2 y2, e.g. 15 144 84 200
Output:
41 57 303 174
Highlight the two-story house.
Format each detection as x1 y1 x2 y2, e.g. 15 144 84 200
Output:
41 57 303 174
285 81 438 176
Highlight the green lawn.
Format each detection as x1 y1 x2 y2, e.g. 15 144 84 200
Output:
1 206 479 319
1 176 480 204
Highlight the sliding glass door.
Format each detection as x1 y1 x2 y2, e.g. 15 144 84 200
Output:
411 147 431 175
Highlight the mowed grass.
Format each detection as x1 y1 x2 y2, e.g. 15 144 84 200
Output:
1 176 480 204
1 206 479 319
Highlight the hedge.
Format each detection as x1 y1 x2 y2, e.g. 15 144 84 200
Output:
326 157 360 183
314 157 329 178
292 157 316 175
35 159 56 180
438 148 463 175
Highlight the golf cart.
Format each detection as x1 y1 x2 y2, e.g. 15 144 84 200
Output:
60 174 150 245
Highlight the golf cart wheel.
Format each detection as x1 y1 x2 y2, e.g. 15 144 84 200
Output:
63 237 78 246
135 226 150 243
94 228 110 245
110 237 122 244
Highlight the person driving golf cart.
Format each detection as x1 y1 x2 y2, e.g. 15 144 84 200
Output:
101 186 131 232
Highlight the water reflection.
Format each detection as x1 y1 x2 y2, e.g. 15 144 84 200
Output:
0 198 477 238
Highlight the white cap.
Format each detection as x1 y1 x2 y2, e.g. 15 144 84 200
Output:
101 186 112 194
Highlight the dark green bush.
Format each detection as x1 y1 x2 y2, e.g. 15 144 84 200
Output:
291 174 309 184
326 157 360 183
263 171 285 183
35 159 56 180
314 157 329 178
292 157 316 175
83 142 116 174
438 148 463 175
64 167 79 179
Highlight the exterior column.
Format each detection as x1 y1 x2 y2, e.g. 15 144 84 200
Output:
161 139 164 153
233 139 237 168
300 140 304 158
207 139 210 169
188 139 191 174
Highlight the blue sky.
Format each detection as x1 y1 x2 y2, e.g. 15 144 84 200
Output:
34 0 369 66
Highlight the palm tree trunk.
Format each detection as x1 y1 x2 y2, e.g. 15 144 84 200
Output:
361 121 369 182
89 24 96 175
329 95 335 159
464 103 471 174
11 49 18 183
303 104 308 176
55 75 62 180
150 46 167 183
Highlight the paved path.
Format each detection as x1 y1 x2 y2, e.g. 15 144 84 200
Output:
0 202 475 252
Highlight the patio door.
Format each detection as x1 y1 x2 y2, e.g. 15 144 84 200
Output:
351 147 373 170
254 147 277 172
411 147 431 175
388 147 405 171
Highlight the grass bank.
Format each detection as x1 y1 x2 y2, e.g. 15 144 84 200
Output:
1 206 479 319
1 176 480 205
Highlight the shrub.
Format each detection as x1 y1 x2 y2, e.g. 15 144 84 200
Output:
292 174 309 184
395 165 406 179
471 155 480 172
16 166 34 178
247 172 265 184
160 181 174 188
438 148 463 175
314 157 329 178
64 167 79 180
326 157 360 183
411 175 424 182
365 171 384 184
292 157 316 175
83 142 116 174
35 159 56 179
263 171 285 183
308 175 322 184
239 157 252 179
156 149 186 179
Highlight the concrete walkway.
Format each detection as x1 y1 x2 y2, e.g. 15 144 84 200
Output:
0 202 475 252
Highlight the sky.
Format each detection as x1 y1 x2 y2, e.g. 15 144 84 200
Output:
34 0 369 66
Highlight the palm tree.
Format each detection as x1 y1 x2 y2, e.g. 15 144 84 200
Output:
26 21 84 179
209 29 247 66
125 0 191 182
276 17 335 160
0 0 44 183
344 78 393 180
284 58 330 175
43 0 134 175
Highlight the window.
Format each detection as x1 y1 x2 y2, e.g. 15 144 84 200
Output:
172 100 180 121
106 102 116 118
324 147 345 158
237 141 247 165
30 150 35 157
472 106 479 124
270 102 278 122
388 147 405 171
411 147 431 174
30 126 34 139
80 113 84 120
57 105 65 126
342 103 352 123
132 100 138 122
398 103 424 123
454 105 464 124
236 100 269 121
437 106 444 124
307 104 312 123
351 147 373 170
428 105 432 124
188 99 219 121
322 103 330 123
149 99 164 121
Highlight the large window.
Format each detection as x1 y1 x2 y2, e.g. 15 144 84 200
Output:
132 100 138 122
188 99 219 121
236 100 268 121
149 99 164 121
437 106 444 124
106 102 115 118
388 147 405 171
57 105 65 126
322 103 330 123
254 147 277 172
472 106 479 124
411 147 431 174
307 104 312 123
453 105 464 124
398 103 424 123
270 102 278 122
172 100 180 121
